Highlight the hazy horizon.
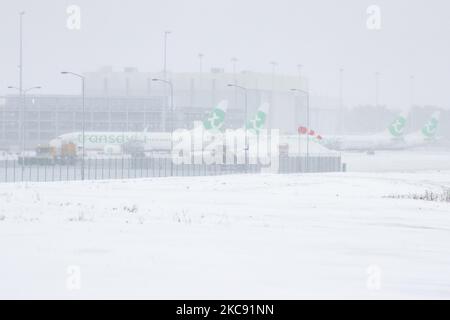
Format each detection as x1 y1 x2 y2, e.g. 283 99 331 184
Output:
1 0 450 110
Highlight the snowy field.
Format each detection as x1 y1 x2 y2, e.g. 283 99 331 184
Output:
342 150 450 172
1 170 450 299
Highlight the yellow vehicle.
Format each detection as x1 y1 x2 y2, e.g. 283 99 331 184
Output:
22 142 78 165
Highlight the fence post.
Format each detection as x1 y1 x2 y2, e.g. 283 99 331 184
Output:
114 158 117 179
121 157 124 179
158 158 161 177
107 158 109 179
145 157 149 178
164 158 167 177
86 159 89 180
94 158 97 180
131 158 134 179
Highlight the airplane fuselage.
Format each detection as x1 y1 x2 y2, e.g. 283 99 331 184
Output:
51 132 172 152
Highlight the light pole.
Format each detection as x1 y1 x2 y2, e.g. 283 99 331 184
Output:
163 31 171 79
61 71 85 180
153 78 174 176
409 75 415 108
291 88 310 172
375 72 381 130
162 30 171 131
18 11 25 180
269 61 277 130
228 84 248 168
270 61 278 74
375 71 380 108
19 11 25 116
295 64 303 141
231 57 238 79
297 64 303 84
410 75 415 130
19 11 24 128
231 57 238 108
8 85 41 181
339 68 344 135
198 53 204 73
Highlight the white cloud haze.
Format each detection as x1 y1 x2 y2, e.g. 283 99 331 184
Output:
1 0 450 109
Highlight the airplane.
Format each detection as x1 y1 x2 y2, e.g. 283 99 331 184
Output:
403 111 441 148
191 102 271 156
319 113 408 152
301 111 441 152
246 102 269 134
49 100 229 154
202 100 228 131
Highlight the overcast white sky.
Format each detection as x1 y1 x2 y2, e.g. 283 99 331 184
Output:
1 0 450 110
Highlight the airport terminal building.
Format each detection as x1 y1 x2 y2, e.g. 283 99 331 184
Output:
0 67 340 151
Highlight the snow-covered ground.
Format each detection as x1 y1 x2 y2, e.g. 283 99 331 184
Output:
342 150 450 172
1 171 450 299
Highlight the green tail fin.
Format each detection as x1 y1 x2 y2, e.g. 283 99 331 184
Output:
388 114 407 137
246 102 269 134
203 100 228 131
421 111 440 139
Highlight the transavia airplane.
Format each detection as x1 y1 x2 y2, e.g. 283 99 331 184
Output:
403 111 441 148
50 100 228 154
246 102 269 134
49 100 271 154
308 111 441 152
186 102 271 158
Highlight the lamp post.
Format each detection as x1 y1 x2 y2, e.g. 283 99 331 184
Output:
162 31 171 131
375 71 380 108
231 57 238 108
198 53 204 73
228 84 248 168
8 85 41 181
410 75 415 130
19 11 24 139
163 31 171 79
297 64 303 83
231 57 238 80
61 71 85 180
291 88 310 172
269 61 277 130
339 68 344 135
296 64 303 141
375 71 381 130
153 78 174 176
17 11 26 180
